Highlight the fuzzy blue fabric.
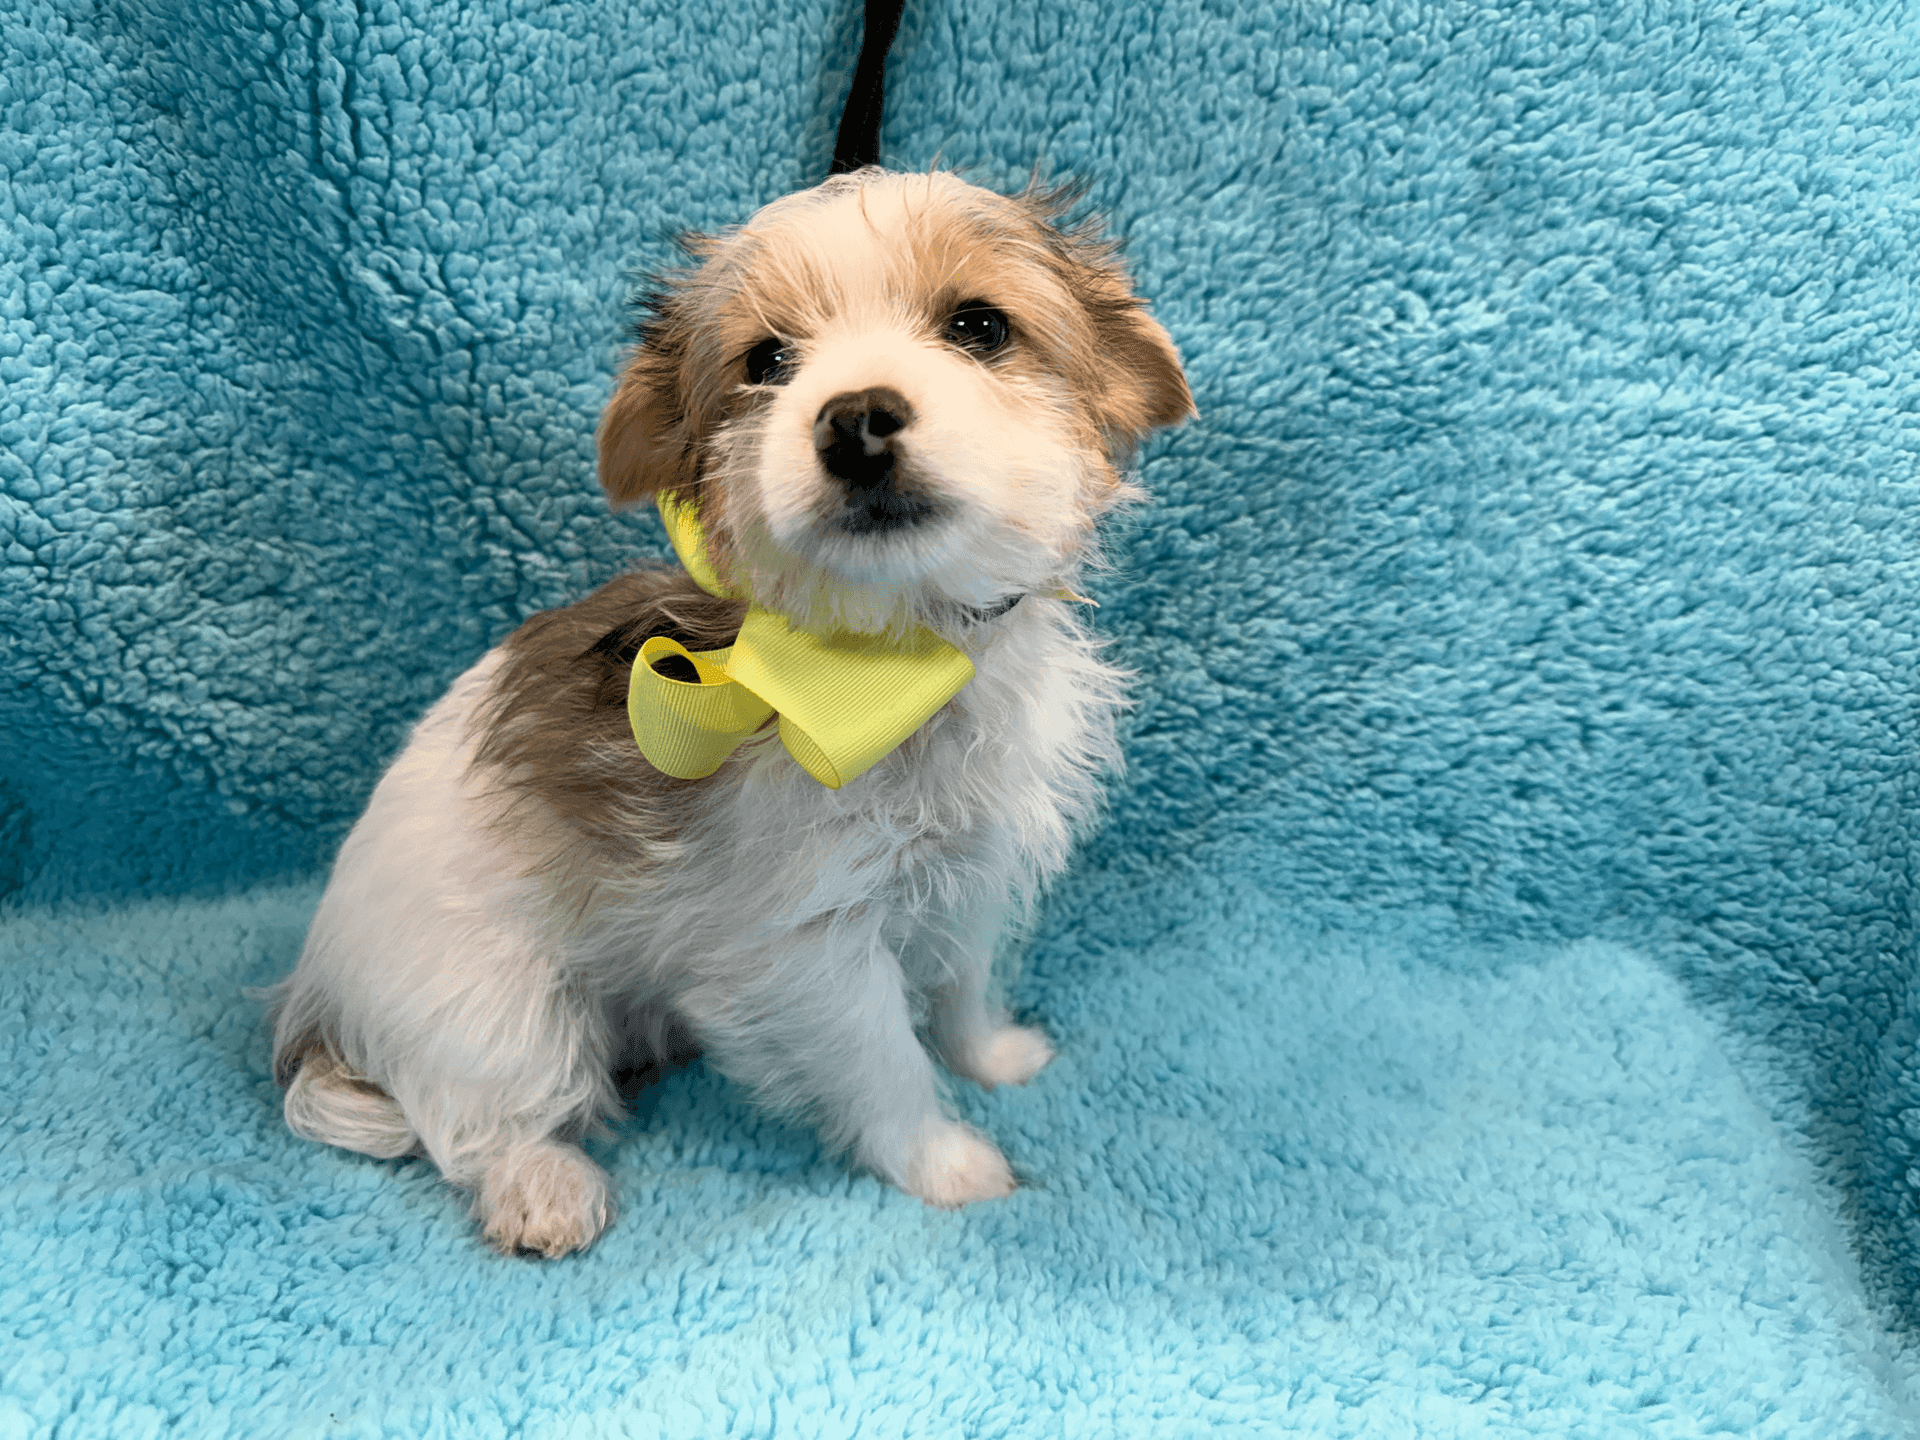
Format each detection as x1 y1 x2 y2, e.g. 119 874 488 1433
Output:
4 0 1920 1433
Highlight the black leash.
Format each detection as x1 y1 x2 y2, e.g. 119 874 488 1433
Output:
830 0 908 174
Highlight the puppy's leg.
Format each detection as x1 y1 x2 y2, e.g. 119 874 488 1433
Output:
470 1134 615 1260
681 924 1016 1208
271 652 634 1257
379 973 618 1259
282 983 618 1258
280 987 616 1258
917 897 1055 1090
279 834 619 1252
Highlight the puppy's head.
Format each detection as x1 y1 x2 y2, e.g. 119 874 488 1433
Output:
598 170 1192 632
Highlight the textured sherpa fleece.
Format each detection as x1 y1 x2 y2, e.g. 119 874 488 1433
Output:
4 0 1920 1434
3 880 1917 1438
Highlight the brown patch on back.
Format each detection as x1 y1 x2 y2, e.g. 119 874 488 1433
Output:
472 566 750 879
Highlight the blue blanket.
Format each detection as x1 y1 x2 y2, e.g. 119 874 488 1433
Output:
5 0 1919 1433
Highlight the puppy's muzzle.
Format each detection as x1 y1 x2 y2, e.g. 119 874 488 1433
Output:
814 388 937 534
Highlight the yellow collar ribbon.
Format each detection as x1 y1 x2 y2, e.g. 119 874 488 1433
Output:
626 496 979 789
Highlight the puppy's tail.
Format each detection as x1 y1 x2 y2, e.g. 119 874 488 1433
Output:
278 1036 418 1161
260 973 417 1160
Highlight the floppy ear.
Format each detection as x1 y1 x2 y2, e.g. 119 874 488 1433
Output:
596 288 704 506
1091 302 1195 443
596 359 692 506
1019 181 1196 452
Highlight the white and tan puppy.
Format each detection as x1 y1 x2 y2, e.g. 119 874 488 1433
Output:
270 169 1192 1256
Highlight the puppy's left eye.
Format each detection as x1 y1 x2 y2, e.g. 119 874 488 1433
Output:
944 303 1011 355
743 337 795 386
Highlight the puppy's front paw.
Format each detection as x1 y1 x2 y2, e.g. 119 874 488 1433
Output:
956 1024 1055 1090
476 1142 614 1258
903 1122 1017 1209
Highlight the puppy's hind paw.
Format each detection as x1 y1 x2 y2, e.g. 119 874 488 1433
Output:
476 1142 614 1259
903 1122 1017 1209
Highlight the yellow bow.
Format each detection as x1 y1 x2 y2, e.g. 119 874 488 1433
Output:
626 496 978 789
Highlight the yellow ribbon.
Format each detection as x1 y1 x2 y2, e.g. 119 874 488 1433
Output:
626 496 977 789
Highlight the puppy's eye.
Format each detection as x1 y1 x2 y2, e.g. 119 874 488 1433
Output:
743 337 794 386
944 303 1010 355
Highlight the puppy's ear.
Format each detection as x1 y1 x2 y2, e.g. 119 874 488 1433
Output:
597 288 703 506
1088 300 1195 443
1019 181 1196 452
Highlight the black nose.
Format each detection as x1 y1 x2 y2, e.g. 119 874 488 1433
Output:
815 388 914 490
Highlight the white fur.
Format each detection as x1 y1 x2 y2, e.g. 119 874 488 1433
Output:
274 601 1121 1254
270 170 1176 1255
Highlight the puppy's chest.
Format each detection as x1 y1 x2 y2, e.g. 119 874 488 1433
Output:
728 620 1107 853
879 623 1106 818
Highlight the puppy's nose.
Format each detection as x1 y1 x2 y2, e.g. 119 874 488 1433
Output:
814 388 915 490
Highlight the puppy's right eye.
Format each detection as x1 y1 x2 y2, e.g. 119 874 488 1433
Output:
743 337 794 386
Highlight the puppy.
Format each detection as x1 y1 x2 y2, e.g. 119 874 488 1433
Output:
270 169 1192 1256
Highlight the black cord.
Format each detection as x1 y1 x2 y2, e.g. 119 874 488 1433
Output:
829 0 907 175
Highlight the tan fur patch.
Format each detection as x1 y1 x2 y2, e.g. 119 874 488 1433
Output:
1008 181 1197 457
596 287 707 506
595 170 1192 537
